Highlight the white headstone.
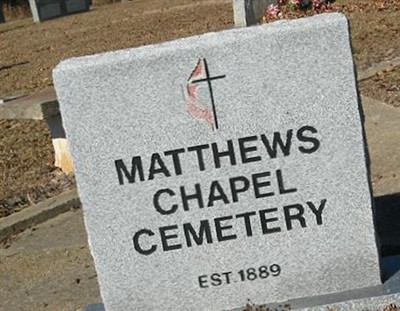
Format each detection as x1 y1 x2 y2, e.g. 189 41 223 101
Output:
233 0 277 27
54 13 381 311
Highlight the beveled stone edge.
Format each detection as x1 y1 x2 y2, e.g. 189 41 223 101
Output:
0 188 80 241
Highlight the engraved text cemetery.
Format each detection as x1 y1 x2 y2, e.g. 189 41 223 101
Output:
115 125 327 256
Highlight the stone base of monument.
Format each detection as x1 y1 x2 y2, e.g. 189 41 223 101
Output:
256 256 400 311
85 256 400 311
84 256 400 311
84 193 400 310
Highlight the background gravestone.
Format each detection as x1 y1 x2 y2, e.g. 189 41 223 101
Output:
0 1 5 24
29 0 90 22
232 0 315 27
54 13 381 311
233 0 277 27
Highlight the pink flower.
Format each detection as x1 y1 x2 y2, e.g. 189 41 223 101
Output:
267 4 280 18
278 0 286 5
324 2 333 10
312 0 321 8
290 0 301 6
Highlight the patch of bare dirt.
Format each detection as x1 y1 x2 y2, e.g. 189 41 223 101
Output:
359 67 400 108
0 0 233 98
0 119 75 217
335 0 400 71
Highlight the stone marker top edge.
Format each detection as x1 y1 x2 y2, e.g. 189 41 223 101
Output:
53 13 347 75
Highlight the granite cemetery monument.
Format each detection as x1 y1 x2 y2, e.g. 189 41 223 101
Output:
54 13 383 310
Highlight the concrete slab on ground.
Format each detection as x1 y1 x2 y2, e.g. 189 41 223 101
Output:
0 210 101 311
363 96 400 196
0 188 79 241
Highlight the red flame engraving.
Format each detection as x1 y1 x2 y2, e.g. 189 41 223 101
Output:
184 59 215 131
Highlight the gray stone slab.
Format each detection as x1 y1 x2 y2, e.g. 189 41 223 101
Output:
85 304 105 311
0 88 59 120
283 256 400 310
0 94 27 104
54 13 381 311
233 0 276 27
358 57 400 82
362 96 400 196
85 256 400 310
0 189 80 241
